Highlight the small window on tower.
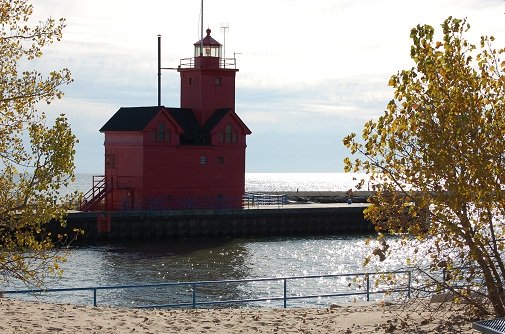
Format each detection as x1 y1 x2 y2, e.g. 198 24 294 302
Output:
215 77 222 86
188 77 193 86
200 156 208 165
106 153 116 169
217 156 224 165
156 123 166 142
225 123 232 143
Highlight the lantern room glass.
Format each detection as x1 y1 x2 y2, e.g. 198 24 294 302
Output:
194 44 221 58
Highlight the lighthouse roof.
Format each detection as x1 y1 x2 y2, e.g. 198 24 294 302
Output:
99 106 161 132
100 106 197 133
202 108 230 132
100 106 250 137
194 28 221 47
203 108 251 134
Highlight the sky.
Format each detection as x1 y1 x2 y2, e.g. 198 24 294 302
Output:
30 0 505 173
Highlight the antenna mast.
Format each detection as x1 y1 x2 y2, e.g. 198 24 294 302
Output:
200 0 204 56
157 35 161 106
220 23 229 60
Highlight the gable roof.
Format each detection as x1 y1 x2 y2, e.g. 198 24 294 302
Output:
202 108 230 132
100 106 251 139
100 106 196 133
203 108 252 134
100 106 161 132
166 108 200 134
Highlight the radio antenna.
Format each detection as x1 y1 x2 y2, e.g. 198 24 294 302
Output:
157 35 161 106
220 23 229 60
200 0 204 56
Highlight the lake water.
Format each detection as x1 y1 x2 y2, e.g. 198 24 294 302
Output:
5 173 410 308
66 172 369 195
10 235 412 308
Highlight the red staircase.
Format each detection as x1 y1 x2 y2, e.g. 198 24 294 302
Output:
80 176 112 211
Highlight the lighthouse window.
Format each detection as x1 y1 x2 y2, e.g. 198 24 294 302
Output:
214 77 222 86
188 77 193 86
156 123 170 143
217 156 224 165
200 156 208 165
105 153 116 169
225 123 232 143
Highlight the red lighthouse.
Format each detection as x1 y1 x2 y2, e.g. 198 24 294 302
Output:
82 28 251 211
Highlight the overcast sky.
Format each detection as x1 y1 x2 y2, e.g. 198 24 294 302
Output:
31 0 505 173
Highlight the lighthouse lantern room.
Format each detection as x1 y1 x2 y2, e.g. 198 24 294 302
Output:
195 28 221 58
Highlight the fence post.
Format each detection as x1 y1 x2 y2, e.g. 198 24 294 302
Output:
192 283 197 308
366 273 370 302
93 289 97 307
283 279 287 308
407 271 411 299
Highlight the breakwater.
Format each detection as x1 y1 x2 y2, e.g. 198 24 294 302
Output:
285 191 372 204
51 204 372 242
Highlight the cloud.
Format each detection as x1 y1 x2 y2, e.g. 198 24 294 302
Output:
26 0 505 172
300 104 359 116
238 75 391 133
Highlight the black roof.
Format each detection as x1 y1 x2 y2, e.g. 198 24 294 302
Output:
202 108 231 132
166 108 201 134
100 106 248 139
99 106 161 132
100 106 197 132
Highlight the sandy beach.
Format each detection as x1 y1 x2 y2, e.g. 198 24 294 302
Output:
0 298 480 333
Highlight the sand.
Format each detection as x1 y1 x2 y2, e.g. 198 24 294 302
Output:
0 298 481 333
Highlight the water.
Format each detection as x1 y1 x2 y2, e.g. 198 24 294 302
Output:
5 236 415 308
67 172 368 195
6 173 406 307
244 173 368 193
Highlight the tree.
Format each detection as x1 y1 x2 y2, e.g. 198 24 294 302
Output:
343 17 505 316
0 0 77 286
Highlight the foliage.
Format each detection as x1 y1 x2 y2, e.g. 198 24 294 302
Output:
0 0 76 286
343 17 505 316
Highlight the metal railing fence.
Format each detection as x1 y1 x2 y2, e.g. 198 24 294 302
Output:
3 270 412 309
243 193 288 208
179 57 237 69
138 192 287 210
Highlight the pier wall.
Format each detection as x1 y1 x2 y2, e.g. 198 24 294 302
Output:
50 206 373 242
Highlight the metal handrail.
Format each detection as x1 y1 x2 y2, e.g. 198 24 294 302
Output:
243 193 288 208
179 57 237 69
2 270 412 309
79 175 112 211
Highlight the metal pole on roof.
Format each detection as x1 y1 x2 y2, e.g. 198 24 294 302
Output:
221 23 229 65
200 0 204 57
157 35 161 107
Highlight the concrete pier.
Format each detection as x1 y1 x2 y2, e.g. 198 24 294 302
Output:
50 203 373 242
